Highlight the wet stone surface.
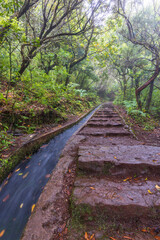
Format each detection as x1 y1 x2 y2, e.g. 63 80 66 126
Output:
68 103 160 239
73 176 160 219
78 145 160 176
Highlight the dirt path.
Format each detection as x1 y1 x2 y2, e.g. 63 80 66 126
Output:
22 103 160 240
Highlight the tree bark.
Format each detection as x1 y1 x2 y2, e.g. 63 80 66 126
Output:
135 63 159 109
145 80 154 111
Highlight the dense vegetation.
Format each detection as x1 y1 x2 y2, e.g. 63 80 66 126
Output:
0 0 160 156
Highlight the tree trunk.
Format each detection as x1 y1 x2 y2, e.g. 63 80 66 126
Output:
145 80 154 111
135 90 142 110
65 66 71 86
135 62 160 109
123 75 127 100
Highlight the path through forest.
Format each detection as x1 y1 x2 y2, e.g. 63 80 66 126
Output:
22 103 160 240
68 103 160 239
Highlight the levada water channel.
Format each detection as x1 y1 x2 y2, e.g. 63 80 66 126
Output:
0 107 99 240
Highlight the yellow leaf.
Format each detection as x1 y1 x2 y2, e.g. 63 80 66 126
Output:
148 190 153 194
23 172 29 179
0 229 5 237
15 168 20 172
4 180 8 186
114 156 117 159
31 204 35 212
145 178 148 181
90 187 95 190
90 234 95 239
85 232 89 240
18 173 23 176
155 185 160 191
123 177 132 182
20 203 23 208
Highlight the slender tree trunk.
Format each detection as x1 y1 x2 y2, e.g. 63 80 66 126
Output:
135 90 142 110
145 80 154 111
135 61 159 109
65 66 71 86
123 75 127 100
6 40 12 99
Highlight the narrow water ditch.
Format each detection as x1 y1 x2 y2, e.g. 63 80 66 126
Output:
0 107 99 240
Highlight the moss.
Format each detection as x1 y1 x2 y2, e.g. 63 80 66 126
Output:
103 162 114 175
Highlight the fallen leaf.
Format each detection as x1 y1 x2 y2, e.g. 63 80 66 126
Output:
110 237 117 240
25 165 30 169
31 204 35 212
23 172 29 179
114 156 117 159
4 180 8 186
15 168 20 172
0 229 5 237
141 229 148 232
7 173 12 179
134 178 140 181
148 190 153 194
155 236 160 240
145 178 148 181
68 169 71 173
18 173 23 176
90 187 95 190
45 174 51 178
123 177 132 182
41 144 48 148
153 160 157 162
127 195 133 200
123 236 134 239
20 203 23 208
85 232 89 240
3 194 9 202
155 185 160 191
90 234 95 240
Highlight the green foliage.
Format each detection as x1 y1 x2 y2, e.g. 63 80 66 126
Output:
0 124 14 153
123 100 157 131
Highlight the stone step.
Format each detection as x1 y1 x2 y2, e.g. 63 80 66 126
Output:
96 110 116 114
95 112 117 115
79 127 130 137
93 114 120 118
89 118 122 122
78 145 160 176
87 122 123 127
72 177 160 222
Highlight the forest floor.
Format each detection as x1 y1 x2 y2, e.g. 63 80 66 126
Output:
22 102 160 240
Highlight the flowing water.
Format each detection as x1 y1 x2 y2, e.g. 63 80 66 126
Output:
0 108 98 240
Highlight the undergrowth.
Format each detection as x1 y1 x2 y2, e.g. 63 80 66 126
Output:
122 100 158 130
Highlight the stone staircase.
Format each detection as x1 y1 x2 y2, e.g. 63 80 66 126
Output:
70 103 160 239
